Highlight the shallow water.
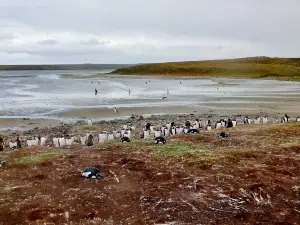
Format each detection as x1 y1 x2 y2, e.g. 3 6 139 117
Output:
1 70 300 121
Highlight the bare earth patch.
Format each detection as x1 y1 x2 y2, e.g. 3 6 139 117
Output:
1 123 300 224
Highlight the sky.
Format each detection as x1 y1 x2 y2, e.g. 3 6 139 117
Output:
0 0 300 64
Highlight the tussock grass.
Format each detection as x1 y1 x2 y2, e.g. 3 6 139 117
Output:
111 56 300 80
1 122 300 224
12 150 68 165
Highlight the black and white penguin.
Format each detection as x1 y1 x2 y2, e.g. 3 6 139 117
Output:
296 116 300 122
170 126 177 135
219 132 229 138
121 137 131 142
226 119 233 128
87 134 94 146
0 137 4 151
285 114 289 122
244 116 249 124
16 137 21 149
186 129 199 134
207 120 212 126
155 136 166 144
185 120 191 128
215 120 222 129
81 167 102 179
232 118 237 127
0 160 5 168
145 123 151 131
113 107 119 114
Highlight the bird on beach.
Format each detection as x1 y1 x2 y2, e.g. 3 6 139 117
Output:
114 107 119 114
162 97 167 99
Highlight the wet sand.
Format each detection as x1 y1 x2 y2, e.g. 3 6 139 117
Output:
1 97 300 133
55 95 300 120
0 118 62 133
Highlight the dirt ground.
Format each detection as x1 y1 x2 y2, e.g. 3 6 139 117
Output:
1 123 300 224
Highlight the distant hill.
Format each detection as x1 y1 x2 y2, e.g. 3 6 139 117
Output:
111 57 300 80
0 64 133 71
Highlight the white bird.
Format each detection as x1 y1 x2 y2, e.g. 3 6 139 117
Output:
114 107 119 114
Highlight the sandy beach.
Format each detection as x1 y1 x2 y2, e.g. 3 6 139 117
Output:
1 70 300 133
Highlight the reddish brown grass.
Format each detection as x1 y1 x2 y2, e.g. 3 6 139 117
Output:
0 123 300 224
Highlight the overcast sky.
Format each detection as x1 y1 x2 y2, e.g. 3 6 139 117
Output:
0 0 299 64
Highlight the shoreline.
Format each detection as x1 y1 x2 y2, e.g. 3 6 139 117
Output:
108 72 300 81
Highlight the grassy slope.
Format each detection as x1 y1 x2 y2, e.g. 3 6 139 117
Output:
111 57 300 80
1 122 300 224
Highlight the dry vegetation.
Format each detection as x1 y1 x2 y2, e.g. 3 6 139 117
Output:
111 57 300 80
1 123 300 224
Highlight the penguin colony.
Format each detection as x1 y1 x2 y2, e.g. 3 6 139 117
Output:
0 115 299 150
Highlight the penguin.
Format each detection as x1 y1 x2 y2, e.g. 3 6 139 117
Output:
185 120 191 128
244 116 249 124
16 137 21 149
113 107 119 114
207 120 212 126
0 160 5 168
87 134 93 146
285 114 289 122
155 136 166 144
215 121 222 129
0 137 4 151
219 132 229 138
186 129 199 134
81 167 102 179
121 136 130 142
145 123 151 131
226 119 233 128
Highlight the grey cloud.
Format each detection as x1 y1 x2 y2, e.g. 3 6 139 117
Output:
81 37 111 45
38 39 59 46
0 0 300 64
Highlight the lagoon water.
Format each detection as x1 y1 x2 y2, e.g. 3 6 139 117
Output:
1 69 300 121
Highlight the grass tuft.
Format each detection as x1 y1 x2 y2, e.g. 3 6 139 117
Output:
13 150 67 165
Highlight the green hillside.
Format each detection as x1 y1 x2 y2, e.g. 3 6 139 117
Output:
111 57 300 80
